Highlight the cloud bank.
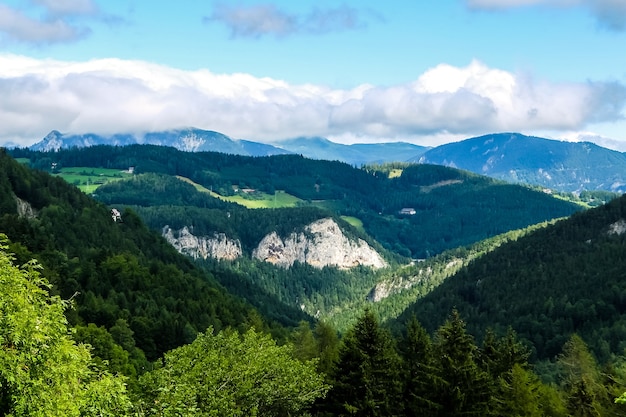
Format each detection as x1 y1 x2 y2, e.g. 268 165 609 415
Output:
205 3 373 38
0 55 624 147
466 0 626 30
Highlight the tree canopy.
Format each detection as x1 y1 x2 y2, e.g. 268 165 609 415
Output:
0 237 132 416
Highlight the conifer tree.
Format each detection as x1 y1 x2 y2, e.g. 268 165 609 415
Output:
431 309 493 417
558 334 607 416
400 316 442 415
314 321 340 376
325 309 403 416
291 320 318 362
480 327 530 379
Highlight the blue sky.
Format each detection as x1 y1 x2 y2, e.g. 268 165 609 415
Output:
1 0 626 149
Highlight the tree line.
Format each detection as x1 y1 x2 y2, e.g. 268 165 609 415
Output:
3 244 624 417
10 145 582 258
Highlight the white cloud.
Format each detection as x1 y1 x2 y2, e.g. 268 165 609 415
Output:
465 0 626 30
0 55 624 148
204 3 374 38
0 4 89 43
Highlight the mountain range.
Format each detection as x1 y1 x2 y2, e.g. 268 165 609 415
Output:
5 138 626 387
28 129 626 193
13 144 582 259
416 132 626 193
30 128 427 166
5 146 626 414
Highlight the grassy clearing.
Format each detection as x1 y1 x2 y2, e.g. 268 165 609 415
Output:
176 176 212 193
388 169 403 178
176 176 302 209
340 216 365 233
55 167 133 193
221 190 302 209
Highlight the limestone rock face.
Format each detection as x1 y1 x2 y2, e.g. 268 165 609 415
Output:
14 196 36 219
252 218 386 270
162 226 242 261
608 219 626 236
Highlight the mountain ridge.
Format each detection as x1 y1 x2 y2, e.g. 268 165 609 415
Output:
416 132 626 193
28 129 626 192
28 128 427 166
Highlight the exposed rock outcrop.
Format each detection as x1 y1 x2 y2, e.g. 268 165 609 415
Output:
252 218 386 269
608 219 626 236
162 226 242 261
367 259 463 303
14 195 36 219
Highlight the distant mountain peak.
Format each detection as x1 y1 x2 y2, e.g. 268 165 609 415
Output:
416 132 626 193
28 128 428 165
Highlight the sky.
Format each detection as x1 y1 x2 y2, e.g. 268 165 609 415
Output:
1 0 626 150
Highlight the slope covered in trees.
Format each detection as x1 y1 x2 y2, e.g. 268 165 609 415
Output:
0 238 132 416
0 150 299 372
313 309 626 416
3 147 626 414
11 144 582 258
395 192 626 363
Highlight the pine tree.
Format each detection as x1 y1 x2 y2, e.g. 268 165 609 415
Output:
558 334 606 417
400 316 442 415
325 309 403 416
431 309 493 417
314 321 340 376
291 320 318 362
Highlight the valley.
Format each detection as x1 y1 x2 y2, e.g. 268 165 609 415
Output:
2 141 626 415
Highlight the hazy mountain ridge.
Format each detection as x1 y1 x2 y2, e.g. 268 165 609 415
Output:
28 128 427 166
272 136 428 165
29 129 626 192
30 128 292 157
417 132 626 193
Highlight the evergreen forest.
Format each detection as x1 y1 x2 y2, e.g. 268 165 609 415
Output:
2 146 626 415
11 145 582 258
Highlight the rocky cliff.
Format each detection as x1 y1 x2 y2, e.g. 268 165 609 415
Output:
252 218 387 269
162 226 242 261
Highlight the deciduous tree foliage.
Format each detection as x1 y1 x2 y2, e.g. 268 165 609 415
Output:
137 327 328 416
0 238 132 416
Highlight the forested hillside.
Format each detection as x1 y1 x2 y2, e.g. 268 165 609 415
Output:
0 150 305 373
11 144 582 258
3 148 626 415
395 192 626 363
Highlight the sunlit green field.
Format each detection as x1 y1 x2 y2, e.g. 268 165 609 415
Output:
388 169 403 178
176 176 302 208
56 167 133 193
340 215 365 233
221 190 302 208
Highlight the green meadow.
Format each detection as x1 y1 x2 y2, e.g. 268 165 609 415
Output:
176 176 302 209
56 167 133 194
